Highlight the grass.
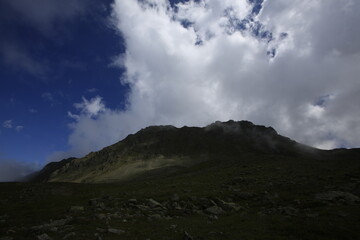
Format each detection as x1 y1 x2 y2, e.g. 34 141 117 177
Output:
1 153 360 239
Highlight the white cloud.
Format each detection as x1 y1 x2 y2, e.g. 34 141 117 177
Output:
53 0 360 160
73 96 106 118
41 92 54 102
15 126 24 132
29 108 38 113
87 88 98 93
0 158 36 182
3 120 13 129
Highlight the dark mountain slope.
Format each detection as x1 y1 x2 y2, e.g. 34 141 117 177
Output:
30 120 322 183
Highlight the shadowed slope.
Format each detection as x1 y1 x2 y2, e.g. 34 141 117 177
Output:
30 120 320 183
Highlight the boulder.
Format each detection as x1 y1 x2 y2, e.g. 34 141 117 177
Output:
37 233 52 240
205 206 224 215
171 194 180 201
62 232 76 239
146 199 162 208
69 206 84 213
0 237 14 240
316 191 360 205
108 228 125 234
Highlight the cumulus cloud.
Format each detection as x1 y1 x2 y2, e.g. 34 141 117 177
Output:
53 0 360 160
3 120 13 129
15 126 24 132
73 96 106 118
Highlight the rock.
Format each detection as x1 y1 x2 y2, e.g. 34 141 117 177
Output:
316 191 360 205
205 206 224 215
352 184 360 197
95 213 107 220
108 228 125 234
337 211 348 217
89 199 105 209
198 198 215 208
278 206 298 216
172 202 182 210
306 213 319 218
37 233 52 240
31 217 72 231
171 194 180 201
96 228 107 233
63 232 76 239
50 217 72 227
0 237 14 240
88 199 98 206
226 177 246 185
134 204 150 211
146 199 162 208
215 199 241 211
148 214 162 220
184 231 194 240
233 191 256 200
69 206 84 213
128 199 137 203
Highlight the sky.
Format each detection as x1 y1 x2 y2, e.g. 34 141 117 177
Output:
1 0 359 181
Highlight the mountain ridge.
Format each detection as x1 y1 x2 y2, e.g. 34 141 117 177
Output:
29 120 326 183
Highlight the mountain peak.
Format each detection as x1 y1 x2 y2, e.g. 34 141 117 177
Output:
29 120 310 183
205 120 278 136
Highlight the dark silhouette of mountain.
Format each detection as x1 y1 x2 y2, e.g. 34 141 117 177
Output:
28 120 354 183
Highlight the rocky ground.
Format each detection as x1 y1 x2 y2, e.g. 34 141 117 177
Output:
1 154 360 239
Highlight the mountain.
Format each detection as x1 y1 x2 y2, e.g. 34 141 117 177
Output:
30 120 323 183
4 120 360 239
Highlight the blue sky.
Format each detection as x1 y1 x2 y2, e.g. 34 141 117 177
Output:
0 0 127 174
1 0 360 181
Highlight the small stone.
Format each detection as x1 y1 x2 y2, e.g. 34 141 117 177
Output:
316 191 360 204
69 206 84 213
95 213 107 220
96 228 107 233
37 233 52 240
108 228 125 235
278 206 298 216
146 199 162 208
205 206 224 215
63 232 76 239
306 213 319 218
148 214 162 220
184 231 194 240
233 191 256 200
171 194 179 201
0 237 14 240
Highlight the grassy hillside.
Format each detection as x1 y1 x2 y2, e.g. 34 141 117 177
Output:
1 151 360 239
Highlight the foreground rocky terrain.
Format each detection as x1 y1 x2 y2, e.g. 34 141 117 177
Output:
1 121 360 239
